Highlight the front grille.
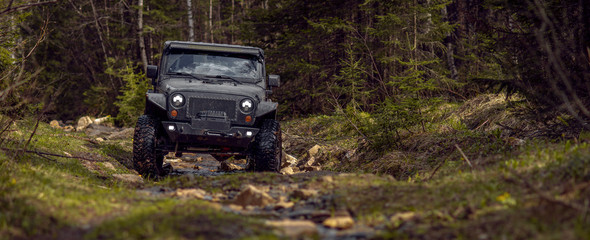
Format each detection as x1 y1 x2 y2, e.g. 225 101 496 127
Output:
188 98 236 120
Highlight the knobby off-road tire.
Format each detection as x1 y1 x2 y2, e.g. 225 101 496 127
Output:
133 115 164 177
249 119 282 172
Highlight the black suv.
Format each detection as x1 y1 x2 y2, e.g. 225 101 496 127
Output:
133 41 282 176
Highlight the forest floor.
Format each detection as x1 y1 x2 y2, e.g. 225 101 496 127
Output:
2 94 590 239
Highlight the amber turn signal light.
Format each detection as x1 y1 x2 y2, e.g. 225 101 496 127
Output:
245 115 252 122
171 110 178 117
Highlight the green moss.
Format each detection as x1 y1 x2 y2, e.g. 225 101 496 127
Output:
0 120 278 239
88 200 275 240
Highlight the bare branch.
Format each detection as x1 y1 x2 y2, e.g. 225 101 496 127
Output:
0 147 106 162
455 144 474 171
0 0 57 16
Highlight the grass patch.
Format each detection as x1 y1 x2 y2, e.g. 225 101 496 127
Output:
312 140 590 239
88 200 275 240
0 119 277 239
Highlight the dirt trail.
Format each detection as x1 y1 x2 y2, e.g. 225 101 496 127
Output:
140 153 378 239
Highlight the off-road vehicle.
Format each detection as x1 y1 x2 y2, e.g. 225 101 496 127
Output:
133 41 282 176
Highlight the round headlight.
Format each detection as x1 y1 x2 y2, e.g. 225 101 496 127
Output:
240 99 254 113
171 93 185 107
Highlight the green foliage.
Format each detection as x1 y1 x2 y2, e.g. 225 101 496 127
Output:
83 85 112 116
110 61 149 127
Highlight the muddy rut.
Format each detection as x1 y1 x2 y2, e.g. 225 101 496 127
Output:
138 153 378 239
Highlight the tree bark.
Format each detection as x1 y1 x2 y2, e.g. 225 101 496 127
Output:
187 0 194 41
209 0 213 43
90 0 108 61
138 0 148 72
442 5 457 79
231 0 234 44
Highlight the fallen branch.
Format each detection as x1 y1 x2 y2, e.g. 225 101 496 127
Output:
474 119 490 131
455 144 474 171
0 147 105 162
495 122 515 131
52 134 99 144
426 158 446 181
0 0 57 16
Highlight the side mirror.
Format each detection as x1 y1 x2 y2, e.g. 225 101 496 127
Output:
146 65 158 82
268 75 280 88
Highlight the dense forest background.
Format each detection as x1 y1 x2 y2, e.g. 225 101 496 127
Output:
1 0 589 144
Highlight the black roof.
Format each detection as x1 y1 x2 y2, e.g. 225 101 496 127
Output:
164 41 264 57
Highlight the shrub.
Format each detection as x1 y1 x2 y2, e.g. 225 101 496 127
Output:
110 61 149 127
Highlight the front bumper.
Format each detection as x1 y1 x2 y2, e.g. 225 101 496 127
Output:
161 120 259 149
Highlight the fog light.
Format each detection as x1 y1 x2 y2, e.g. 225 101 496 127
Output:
168 125 175 131
171 110 178 117
246 131 253 137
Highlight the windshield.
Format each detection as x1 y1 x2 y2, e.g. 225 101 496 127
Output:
165 49 262 82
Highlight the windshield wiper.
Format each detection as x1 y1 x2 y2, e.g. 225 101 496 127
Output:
169 72 207 82
205 75 242 85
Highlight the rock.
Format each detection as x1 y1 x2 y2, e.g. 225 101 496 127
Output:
219 161 243 172
323 216 355 229
233 185 275 207
281 151 298 168
233 158 247 164
226 204 243 212
390 211 417 224
302 156 315 167
76 116 94 131
63 126 74 132
107 128 134 140
505 137 526 147
288 209 331 222
280 166 295 175
291 189 318 200
273 201 295 210
49 120 62 129
302 165 321 172
266 219 318 238
308 144 322 157
85 124 117 137
173 188 207 199
112 174 144 184
211 192 227 202
296 145 322 168
102 162 116 171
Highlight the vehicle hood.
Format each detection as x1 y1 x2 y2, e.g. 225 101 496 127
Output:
160 78 265 101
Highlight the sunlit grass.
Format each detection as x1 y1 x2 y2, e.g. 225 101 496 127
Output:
0 120 274 239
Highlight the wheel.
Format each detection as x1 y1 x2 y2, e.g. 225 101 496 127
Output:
133 115 164 177
248 119 282 172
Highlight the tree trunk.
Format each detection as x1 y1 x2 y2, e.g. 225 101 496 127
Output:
90 0 108 61
231 0 234 44
217 1 221 42
413 0 418 71
187 0 194 41
138 0 148 73
209 0 213 43
442 5 457 79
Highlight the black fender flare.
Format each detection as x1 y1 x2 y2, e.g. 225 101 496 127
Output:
146 93 167 111
255 101 278 119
